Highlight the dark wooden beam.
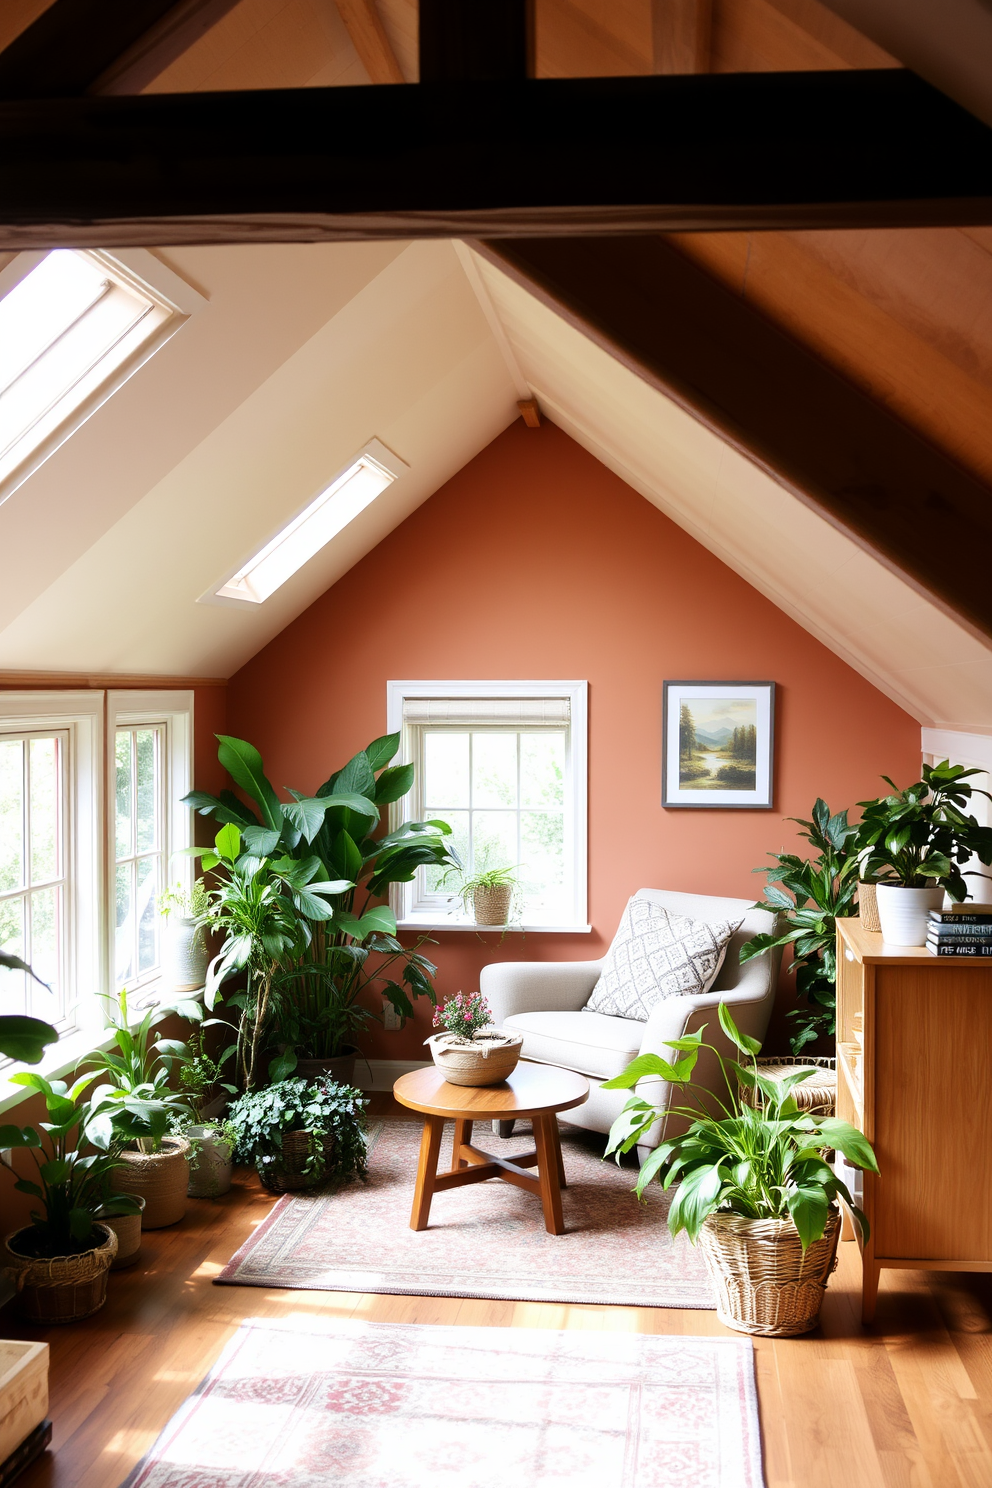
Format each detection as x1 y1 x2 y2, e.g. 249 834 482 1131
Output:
470 234 992 643
419 0 535 81
0 70 990 248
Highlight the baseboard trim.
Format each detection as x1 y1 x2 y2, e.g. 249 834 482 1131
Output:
354 1058 430 1092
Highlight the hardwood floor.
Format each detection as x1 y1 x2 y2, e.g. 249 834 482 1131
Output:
5 1106 992 1488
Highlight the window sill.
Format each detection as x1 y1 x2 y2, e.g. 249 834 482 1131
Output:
397 919 592 934
0 983 204 1116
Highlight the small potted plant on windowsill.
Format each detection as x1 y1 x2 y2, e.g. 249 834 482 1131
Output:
174 1031 239 1198
0 1074 140 1322
226 1075 368 1194
603 1003 877 1337
441 864 520 927
158 878 211 993
856 760 992 946
425 991 523 1087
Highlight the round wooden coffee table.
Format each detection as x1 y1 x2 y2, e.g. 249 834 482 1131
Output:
393 1062 589 1236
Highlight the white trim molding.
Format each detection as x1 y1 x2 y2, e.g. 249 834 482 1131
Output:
386 679 589 932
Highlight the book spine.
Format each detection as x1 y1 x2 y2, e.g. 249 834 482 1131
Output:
929 915 992 927
927 935 992 946
927 942 992 956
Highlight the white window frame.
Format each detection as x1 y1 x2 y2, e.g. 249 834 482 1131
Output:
106 691 194 1000
386 680 589 933
0 247 206 510
0 691 104 1042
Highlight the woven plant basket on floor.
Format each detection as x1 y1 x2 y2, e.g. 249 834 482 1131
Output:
98 1195 146 1269
258 1130 336 1193
427 1032 524 1087
473 884 513 926
858 881 881 933
3 1224 117 1323
109 1136 190 1229
699 1209 842 1337
741 1057 836 1117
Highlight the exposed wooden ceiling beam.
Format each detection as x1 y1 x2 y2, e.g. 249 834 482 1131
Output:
419 0 534 82
334 0 405 85
0 70 989 248
469 235 992 644
0 0 239 99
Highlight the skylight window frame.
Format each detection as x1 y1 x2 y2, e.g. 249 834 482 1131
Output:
201 437 409 610
0 247 204 508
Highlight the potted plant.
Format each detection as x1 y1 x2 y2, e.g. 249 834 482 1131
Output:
740 798 859 1052
226 1075 368 1193
444 864 520 927
603 1003 877 1336
0 1073 140 1322
158 878 211 992
185 732 457 1086
96 1193 146 1269
85 989 195 1228
425 991 523 1086
175 1032 239 1198
856 761 992 945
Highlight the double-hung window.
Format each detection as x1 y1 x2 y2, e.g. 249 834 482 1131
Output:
387 682 588 931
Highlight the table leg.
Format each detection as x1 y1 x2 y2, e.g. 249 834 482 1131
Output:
533 1114 565 1235
452 1118 473 1168
410 1115 445 1231
551 1118 567 1190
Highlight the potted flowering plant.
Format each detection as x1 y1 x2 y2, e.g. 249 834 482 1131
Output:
425 991 523 1087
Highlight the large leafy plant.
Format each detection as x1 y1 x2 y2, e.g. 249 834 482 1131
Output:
856 760 992 898
227 1075 368 1187
84 988 200 1151
186 734 458 1078
604 1003 877 1251
739 799 859 1053
0 1072 140 1257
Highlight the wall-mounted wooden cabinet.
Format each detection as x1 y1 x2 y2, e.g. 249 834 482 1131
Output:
836 917 992 1323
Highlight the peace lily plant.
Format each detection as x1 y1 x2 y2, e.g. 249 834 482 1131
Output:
604 1003 878 1334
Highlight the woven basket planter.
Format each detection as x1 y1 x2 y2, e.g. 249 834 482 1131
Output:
3 1224 117 1324
427 1032 523 1087
258 1130 336 1193
699 1209 842 1336
98 1195 146 1269
741 1057 836 1118
473 884 513 926
109 1136 190 1229
858 881 881 933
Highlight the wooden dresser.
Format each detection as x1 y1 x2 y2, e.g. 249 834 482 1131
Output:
836 917 992 1322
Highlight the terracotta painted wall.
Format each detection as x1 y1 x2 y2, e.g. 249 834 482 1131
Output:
225 419 921 1059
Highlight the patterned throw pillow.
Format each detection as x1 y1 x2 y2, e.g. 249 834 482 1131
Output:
585 898 744 1021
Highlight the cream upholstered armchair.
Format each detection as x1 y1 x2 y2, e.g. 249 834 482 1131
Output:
480 888 781 1152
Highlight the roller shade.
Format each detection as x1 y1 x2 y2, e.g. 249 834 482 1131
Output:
402 697 570 727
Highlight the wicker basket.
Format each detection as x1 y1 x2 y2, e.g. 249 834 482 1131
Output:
3 1224 117 1324
109 1136 190 1229
98 1195 145 1269
858 881 881 933
258 1129 336 1193
742 1057 836 1117
699 1209 842 1336
427 1032 523 1086
473 884 513 926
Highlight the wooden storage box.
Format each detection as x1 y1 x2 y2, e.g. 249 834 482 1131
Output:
0 1341 48 1466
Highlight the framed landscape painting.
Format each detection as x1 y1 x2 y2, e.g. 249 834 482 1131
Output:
662 681 775 809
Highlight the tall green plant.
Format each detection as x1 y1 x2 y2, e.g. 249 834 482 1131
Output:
186 734 458 1079
739 799 859 1054
856 760 992 897
84 987 202 1150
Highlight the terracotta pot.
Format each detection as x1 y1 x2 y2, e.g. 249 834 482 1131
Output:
186 1126 234 1198
165 918 208 992
698 1209 841 1337
98 1195 146 1269
109 1136 190 1229
3 1224 117 1324
427 1032 523 1086
294 1048 359 1088
875 884 945 947
473 884 513 926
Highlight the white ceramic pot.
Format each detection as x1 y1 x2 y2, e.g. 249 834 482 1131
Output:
165 918 208 992
186 1125 234 1198
875 884 945 946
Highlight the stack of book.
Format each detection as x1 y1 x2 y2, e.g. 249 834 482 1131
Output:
926 904 992 956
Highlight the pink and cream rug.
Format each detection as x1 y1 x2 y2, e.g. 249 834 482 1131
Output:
217 1119 714 1308
120 1315 762 1488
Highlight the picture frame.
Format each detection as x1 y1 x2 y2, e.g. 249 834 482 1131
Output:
662 681 775 809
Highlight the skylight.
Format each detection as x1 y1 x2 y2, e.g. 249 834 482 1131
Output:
206 440 408 607
0 249 178 496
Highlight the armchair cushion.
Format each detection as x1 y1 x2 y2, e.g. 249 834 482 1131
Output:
502 1010 644 1081
585 897 743 1021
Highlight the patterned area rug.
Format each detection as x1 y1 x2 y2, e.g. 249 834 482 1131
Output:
120 1316 762 1488
217 1119 714 1308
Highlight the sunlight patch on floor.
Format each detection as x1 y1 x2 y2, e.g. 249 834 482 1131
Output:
102 1428 159 1457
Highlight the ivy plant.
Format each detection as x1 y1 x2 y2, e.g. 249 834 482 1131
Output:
226 1075 368 1187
